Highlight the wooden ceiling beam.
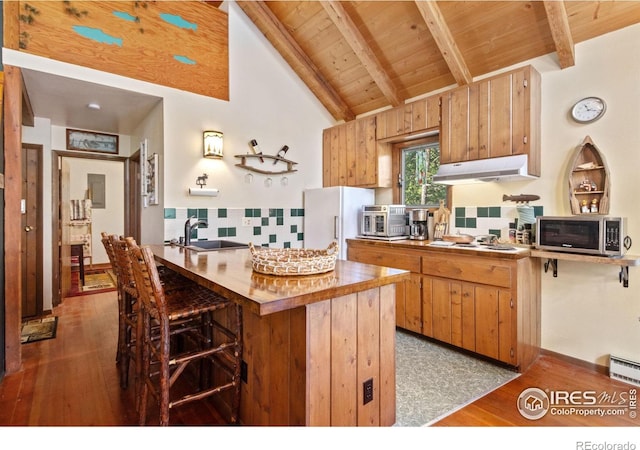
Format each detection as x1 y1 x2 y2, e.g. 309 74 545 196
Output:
543 0 576 69
237 1 355 121
320 1 402 107
414 0 472 86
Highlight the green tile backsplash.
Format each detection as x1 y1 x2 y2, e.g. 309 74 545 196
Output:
164 207 305 247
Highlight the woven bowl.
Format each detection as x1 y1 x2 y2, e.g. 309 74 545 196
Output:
248 241 338 276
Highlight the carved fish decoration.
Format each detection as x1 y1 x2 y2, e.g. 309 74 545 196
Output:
502 194 540 203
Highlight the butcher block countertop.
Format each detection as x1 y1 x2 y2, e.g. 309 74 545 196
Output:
148 244 409 317
347 238 532 260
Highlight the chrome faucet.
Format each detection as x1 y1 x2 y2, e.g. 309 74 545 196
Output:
184 216 208 246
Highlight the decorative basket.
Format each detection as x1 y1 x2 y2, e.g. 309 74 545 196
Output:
248 242 338 276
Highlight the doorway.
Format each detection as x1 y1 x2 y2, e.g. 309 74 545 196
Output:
21 144 44 318
51 151 129 306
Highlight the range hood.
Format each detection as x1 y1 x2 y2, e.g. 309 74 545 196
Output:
433 154 536 185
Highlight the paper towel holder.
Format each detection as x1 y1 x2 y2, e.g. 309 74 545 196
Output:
188 173 219 197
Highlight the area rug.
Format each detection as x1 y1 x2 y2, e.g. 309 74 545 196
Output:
394 329 519 427
68 269 116 297
21 316 58 344
81 270 116 292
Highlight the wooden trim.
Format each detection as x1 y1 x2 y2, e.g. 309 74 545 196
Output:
4 65 23 374
540 348 609 376
543 0 575 69
414 0 472 86
321 1 401 107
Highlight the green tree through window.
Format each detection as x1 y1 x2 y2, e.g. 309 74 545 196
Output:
402 143 447 207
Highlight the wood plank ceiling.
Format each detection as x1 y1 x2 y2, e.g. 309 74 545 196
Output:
237 1 640 122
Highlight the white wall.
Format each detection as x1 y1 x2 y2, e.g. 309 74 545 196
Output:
453 24 640 366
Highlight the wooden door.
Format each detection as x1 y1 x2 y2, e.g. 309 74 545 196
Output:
21 145 43 318
59 157 72 299
474 285 502 361
354 116 376 187
486 73 513 158
403 273 422 334
431 278 452 343
440 85 471 164
127 153 142 241
421 276 433 338
460 283 476 352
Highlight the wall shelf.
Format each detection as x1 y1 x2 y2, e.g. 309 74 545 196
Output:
568 136 610 215
234 154 298 175
531 249 640 288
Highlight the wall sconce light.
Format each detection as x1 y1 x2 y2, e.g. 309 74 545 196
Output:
203 130 223 159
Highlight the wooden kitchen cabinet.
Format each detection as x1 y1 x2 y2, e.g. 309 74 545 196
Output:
347 238 540 372
322 115 391 188
423 276 514 365
440 65 541 176
422 252 535 368
375 95 440 141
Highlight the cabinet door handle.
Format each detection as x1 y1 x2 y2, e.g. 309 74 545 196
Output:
25 225 33 232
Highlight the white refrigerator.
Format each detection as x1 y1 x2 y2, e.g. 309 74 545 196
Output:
303 186 375 260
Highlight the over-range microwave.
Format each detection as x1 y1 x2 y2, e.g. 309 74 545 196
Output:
535 216 626 256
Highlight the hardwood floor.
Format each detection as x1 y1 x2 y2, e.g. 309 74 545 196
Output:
0 291 225 426
1 291 638 428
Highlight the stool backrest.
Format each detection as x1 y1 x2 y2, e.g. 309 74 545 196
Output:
100 232 119 279
126 238 168 320
111 235 136 294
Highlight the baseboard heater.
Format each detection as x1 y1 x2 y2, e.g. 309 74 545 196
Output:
609 355 640 387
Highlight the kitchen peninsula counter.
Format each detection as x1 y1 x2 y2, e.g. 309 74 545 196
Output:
148 244 409 426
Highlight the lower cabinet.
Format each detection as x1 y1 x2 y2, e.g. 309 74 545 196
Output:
347 239 540 372
423 277 515 365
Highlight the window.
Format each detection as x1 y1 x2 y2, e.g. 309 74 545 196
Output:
400 140 448 208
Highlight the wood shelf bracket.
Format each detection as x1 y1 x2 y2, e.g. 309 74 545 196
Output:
234 154 298 175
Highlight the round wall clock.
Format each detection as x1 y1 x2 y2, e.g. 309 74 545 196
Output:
570 96 606 123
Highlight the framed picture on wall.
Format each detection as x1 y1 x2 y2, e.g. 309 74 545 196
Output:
146 153 159 206
66 129 119 154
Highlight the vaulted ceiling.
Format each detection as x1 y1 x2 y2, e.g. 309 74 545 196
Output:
238 1 640 121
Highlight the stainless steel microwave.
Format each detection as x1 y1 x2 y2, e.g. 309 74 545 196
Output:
535 216 626 256
361 205 407 237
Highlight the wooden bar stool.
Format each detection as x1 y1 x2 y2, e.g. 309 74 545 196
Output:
126 238 243 426
108 235 193 390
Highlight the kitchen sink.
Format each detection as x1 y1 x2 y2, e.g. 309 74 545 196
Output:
184 240 248 251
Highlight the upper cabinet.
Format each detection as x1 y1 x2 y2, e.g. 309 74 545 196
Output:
322 115 391 188
375 95 440 140
440 65 541 176
322 65 541 187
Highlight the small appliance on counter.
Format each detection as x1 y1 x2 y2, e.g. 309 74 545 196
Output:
360 204 408 238
409 209 429 240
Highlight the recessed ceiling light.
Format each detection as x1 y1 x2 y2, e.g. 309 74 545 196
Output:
87 102 101 110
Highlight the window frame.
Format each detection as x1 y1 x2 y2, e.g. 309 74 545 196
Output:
391 135 451 207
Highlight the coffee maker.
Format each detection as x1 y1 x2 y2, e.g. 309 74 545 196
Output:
410 209 429 240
